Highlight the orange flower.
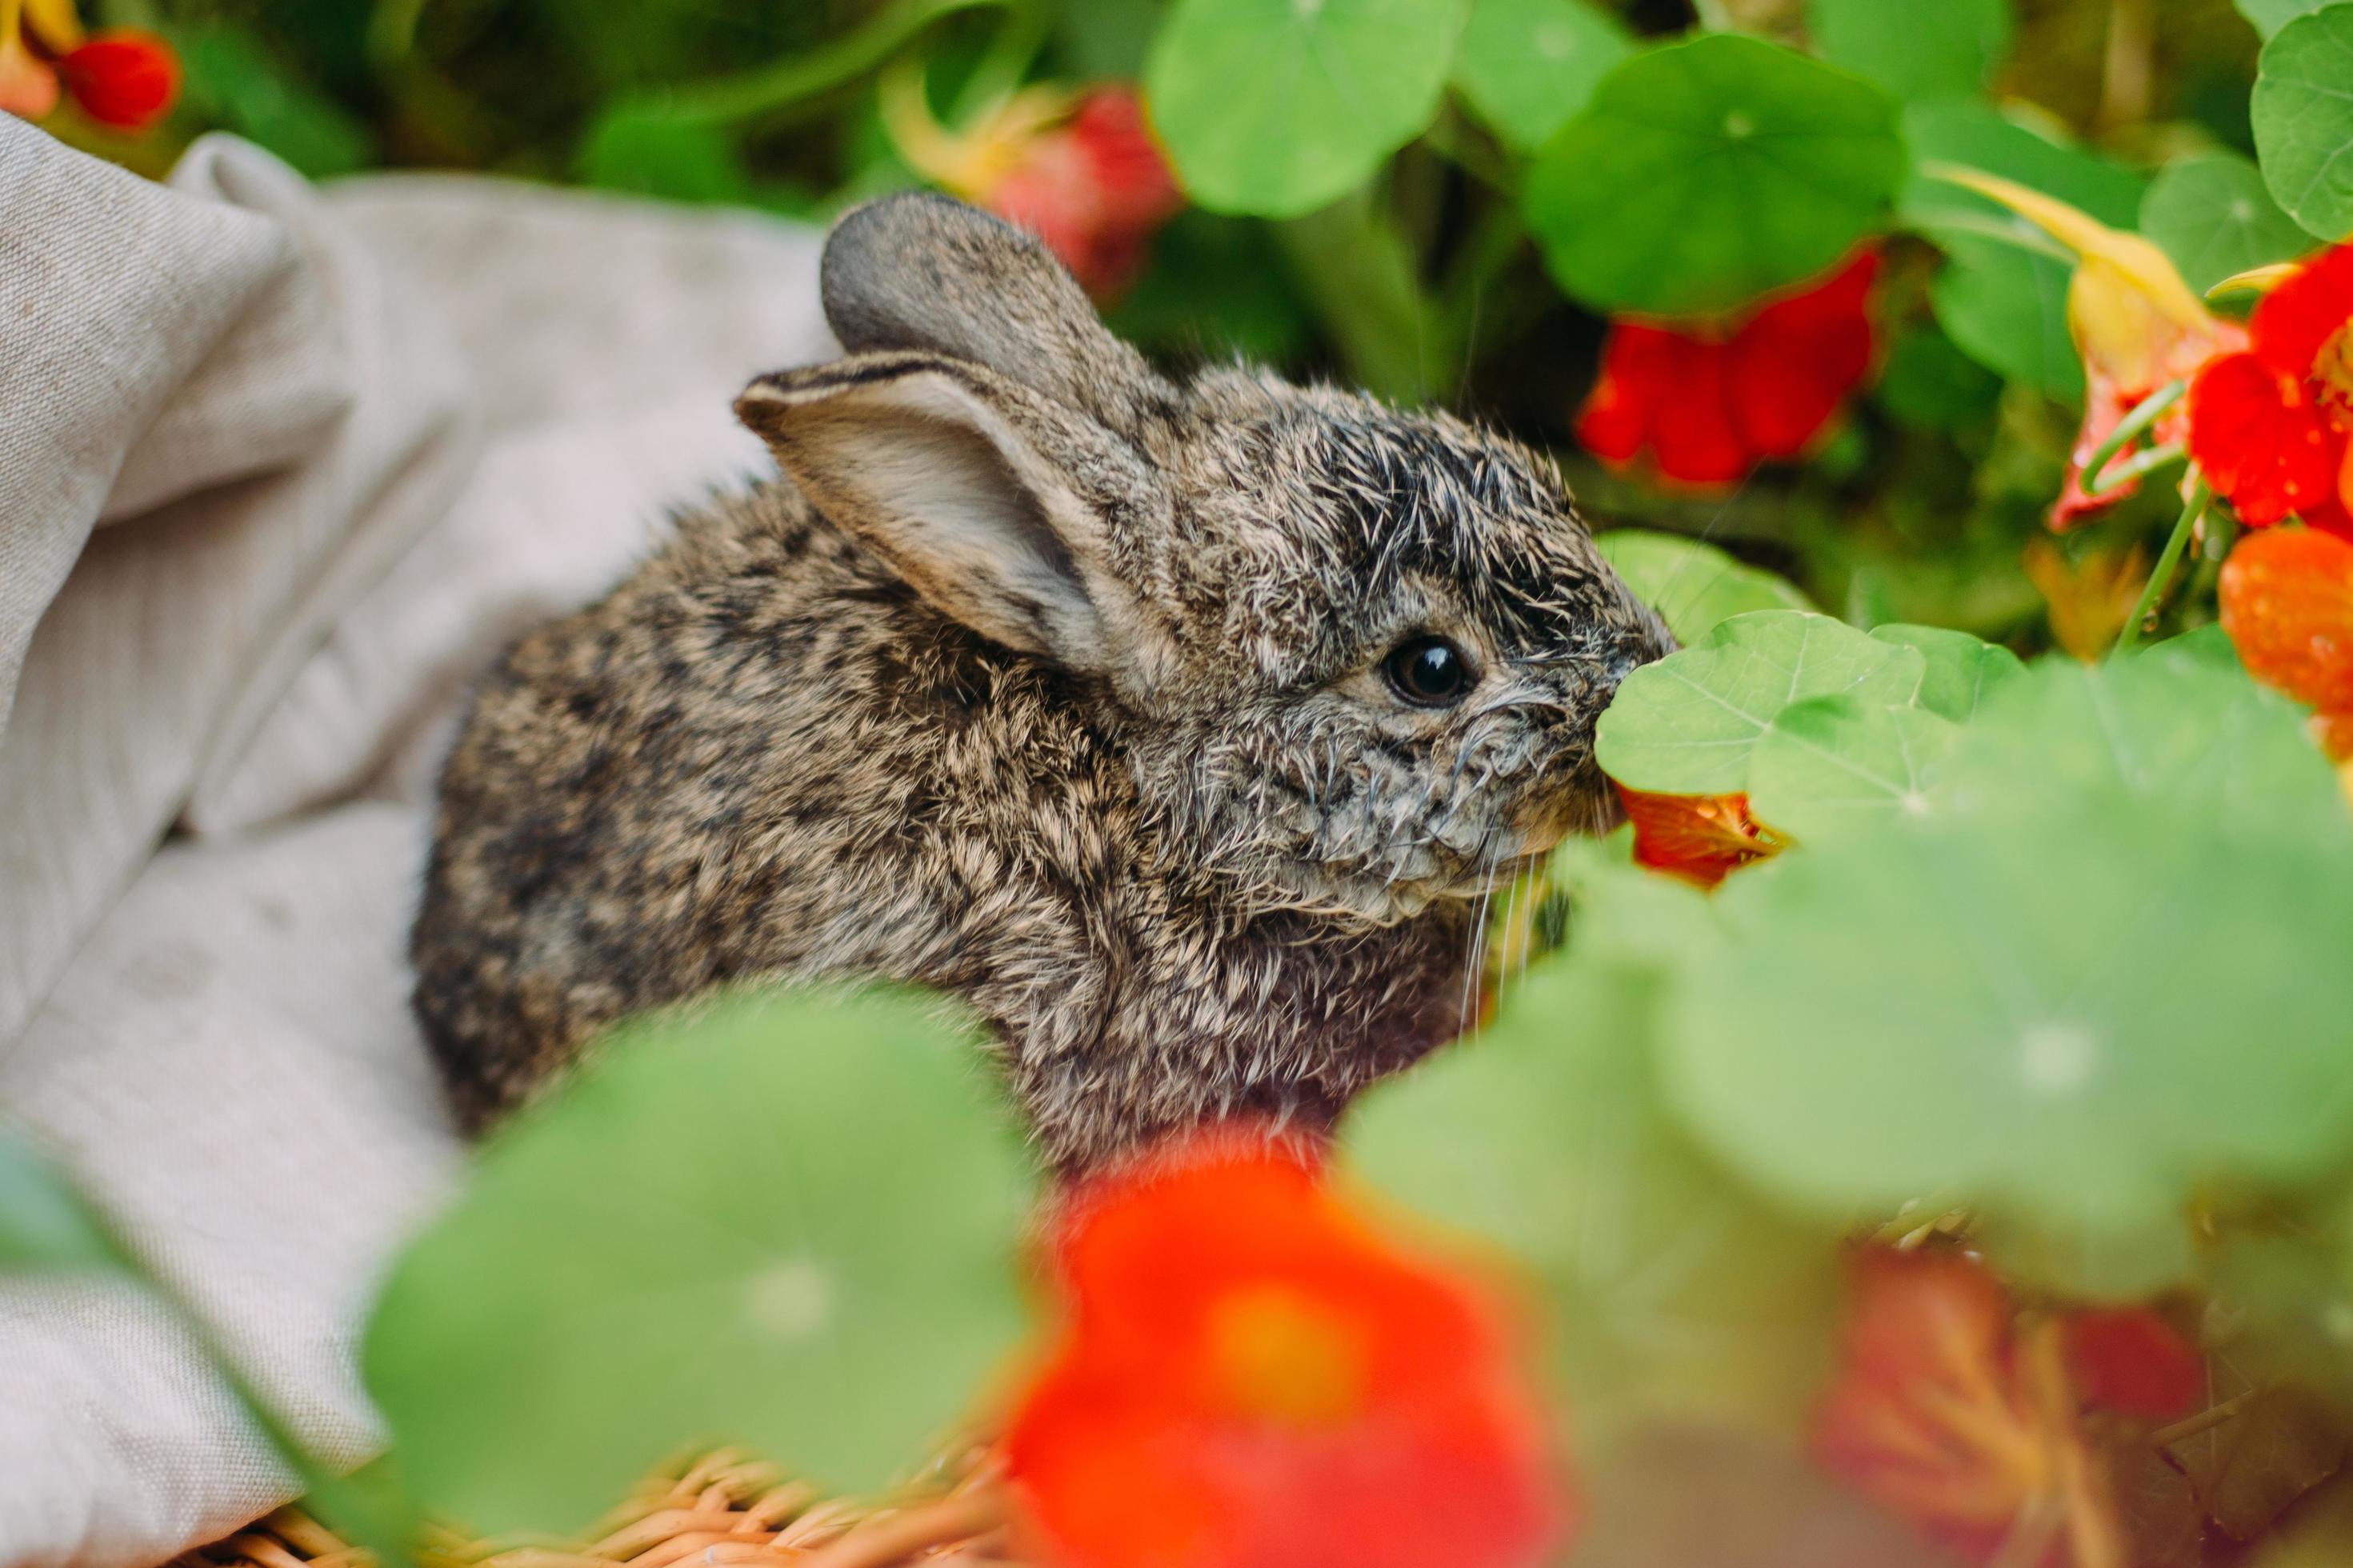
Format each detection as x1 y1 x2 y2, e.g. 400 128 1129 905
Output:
2219 525 2353 758
1006 1134 1566 1568
1815 1247 2200 1567
1577 249 1879 489
1932 168 2247 530
1617 786 1780 887
2187 246 2353 537
885 76 1181 298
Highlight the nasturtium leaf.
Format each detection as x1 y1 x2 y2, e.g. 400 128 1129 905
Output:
1595 610 1927 796
2143 152 2315 294
1345 917 1836 1439
1523 34 1906 316
364 988 1035 1533
1452 0 1631 152
1593 531 1815 647
170 23 374 178
1144 0 1468 218
1804 0 2011 104
1746 694 1958 844
1869 622 2025 721
1975 1204 2199 1302
2239 0 2342 42
1665 655 2353 1245
2253 6 2353 241
577 107 755 205
0 1128 121 1274
1899 102 2145 399
1875 322 2005 429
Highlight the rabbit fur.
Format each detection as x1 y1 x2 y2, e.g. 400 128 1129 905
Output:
410 193 1671 1170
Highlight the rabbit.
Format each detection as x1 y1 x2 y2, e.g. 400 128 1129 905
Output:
410 191 1673 1171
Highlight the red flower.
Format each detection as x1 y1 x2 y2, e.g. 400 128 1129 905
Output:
1577 250 1878 489
55 28 177 131
1006 1134 1566 1568
1617 786 1779 887
2219 526 2353 750
2188 246 2353 534
886 80 1182 298
1815 1247 2201 1566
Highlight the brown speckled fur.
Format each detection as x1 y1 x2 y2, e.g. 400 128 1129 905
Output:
411 194 1671 1170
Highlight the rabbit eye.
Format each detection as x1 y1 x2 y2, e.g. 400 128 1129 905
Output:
1383 636 1476 707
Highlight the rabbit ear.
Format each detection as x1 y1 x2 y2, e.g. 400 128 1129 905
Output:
819 193 1168 432
737 353 1173 684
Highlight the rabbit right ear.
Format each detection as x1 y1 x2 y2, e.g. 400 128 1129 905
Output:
737 353 1175 690
819 194 1169 433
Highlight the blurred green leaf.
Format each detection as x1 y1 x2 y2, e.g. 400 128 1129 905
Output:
1868 622 2025 722
1452 0 1631 153
1593 531 1815 647
1805 0 2011 103
576 106 754 204
2143 151 2315 292
1747 694 1958 843
1108 209 1313 363
2237 0 2343 41
172 22 374 178
1344 878 1837 1440
1144 0 1468 218
1875 322 2007 430
2253 6 2353 240
0 1127 120 1274
1595 610 1927 795
1665 654 2353 1246
1900 102 2145 399
364 987 1036 1534
1525 34 1906 315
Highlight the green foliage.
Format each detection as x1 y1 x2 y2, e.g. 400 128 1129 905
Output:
1451 0 1631 153
1594 610 1927 796
1875 322 2006 430
2253 6 2353 240
1745 694 1958 843
1591 531 1815 647
2238 0 2344 42
1868 622 2025 722
170 22 374 178
1143 0 1468 217
0 1127 122 1274
1899 102 2145 400
2143 151 2314 292
363 988 1036 1533
1523 34 1907 316
577 110 754 204
1805 0 2012 104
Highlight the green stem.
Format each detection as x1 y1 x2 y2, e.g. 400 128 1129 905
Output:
647 0 1020 127
2113 477 2211 656
2079 379 2186 498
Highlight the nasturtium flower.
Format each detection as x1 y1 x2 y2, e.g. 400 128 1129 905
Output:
2220 525 2353 759
1006 1134 1566 1568
1616 786 1779 888
0 0 177 132
1815 1246 2200 1566
1935 168 2247 530
1576 249 1879 489
884 77 1181 299
2187 246 2353 537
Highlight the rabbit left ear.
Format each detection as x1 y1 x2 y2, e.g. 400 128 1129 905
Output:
737 353 1174 686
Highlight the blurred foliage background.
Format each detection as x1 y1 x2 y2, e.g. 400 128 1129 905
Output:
39 0 2291 655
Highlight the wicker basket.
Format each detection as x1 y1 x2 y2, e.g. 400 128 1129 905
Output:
171 1450 1012 1568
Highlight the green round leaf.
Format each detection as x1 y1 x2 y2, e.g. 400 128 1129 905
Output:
1144 0 1469 218
2254 6 2353 240
1452 0 1631 152
1805 0 2011 104
364 988 1035 1533
1900 102 2146 399
1593 531 1815 648
1665 657 2353 1241
1875 322 2005 429
1747 694 1959 844
1524 34 1906 316
2143 152 2315 293
1595 610 1927 796
0 1129 122 1274
2239 0 2340 42
1868 623 2025 722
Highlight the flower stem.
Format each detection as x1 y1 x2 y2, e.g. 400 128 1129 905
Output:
2080 379 2185 498
2113 477 2211 656
650 0 1026 129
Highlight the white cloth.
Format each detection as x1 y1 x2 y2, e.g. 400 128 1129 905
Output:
0 119 834 1567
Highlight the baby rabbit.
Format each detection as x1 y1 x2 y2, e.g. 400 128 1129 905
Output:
411 192 1671 1170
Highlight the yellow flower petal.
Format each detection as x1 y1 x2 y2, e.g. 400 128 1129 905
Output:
2206 262 2301 300
22 0 82 50
1924 163 2212 332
